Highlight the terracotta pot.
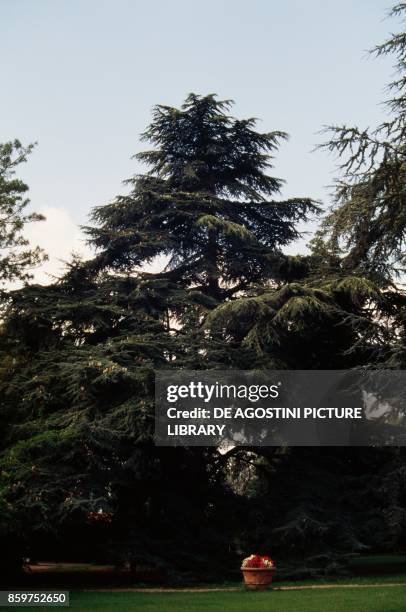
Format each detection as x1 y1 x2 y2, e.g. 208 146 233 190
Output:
241 567 275 590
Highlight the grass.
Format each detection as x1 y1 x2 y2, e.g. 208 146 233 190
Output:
9 584 406 612
277 573 406 587
10 558 406 611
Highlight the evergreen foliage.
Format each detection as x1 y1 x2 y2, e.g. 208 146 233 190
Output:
313 3 406 282
0 96 316 575
0 5 405 580
85 94 317 300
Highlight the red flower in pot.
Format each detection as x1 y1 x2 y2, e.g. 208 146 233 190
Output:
241 554 276 590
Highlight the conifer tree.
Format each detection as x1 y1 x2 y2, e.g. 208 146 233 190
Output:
86 94 317 301
0 96 315 574
313 3 406 283
207 4 406 574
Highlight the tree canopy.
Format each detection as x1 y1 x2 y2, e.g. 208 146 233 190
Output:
0 4 405 582
313 3 406 282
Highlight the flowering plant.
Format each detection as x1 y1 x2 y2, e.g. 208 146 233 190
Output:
241 554 275 569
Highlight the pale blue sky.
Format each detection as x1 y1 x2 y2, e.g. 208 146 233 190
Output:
0 0 397 276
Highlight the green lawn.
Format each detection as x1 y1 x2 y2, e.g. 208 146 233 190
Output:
12 586 406 612
10 567 406 611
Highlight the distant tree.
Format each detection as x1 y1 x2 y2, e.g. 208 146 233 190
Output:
0 141 46 288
